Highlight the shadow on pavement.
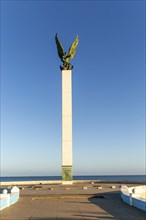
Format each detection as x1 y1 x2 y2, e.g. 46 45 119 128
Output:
87 191 146 220
30 218 114 220
1 191 146 220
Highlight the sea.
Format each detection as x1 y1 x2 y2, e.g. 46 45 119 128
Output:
0 175 146 183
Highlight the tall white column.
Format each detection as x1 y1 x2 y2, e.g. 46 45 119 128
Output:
62 70 72 183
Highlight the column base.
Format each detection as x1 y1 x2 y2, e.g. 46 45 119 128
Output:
62 181 73 185
62 165 72 182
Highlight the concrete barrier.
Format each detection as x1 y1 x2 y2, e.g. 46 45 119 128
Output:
0 186 20 211
121 185 146 211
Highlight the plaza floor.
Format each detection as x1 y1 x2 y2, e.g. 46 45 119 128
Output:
0 183 146 220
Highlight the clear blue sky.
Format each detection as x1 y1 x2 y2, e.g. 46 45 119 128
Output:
1 0 145 176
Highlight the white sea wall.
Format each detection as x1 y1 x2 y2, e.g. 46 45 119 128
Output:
0 186 20 211
121 185 146 211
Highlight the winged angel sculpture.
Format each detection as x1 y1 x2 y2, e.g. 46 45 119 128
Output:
55 34 79 70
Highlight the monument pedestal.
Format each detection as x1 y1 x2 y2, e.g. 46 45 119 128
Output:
62 180 73 185
62 70 73 183
62 165 72 181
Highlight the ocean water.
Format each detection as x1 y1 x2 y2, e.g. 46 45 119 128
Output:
0 175 146 182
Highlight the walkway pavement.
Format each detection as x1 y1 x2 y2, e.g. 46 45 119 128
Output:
1 183 146 220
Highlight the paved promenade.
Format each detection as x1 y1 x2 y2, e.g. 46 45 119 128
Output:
1 183 146 220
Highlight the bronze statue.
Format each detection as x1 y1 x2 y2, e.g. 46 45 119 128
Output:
55 33 79 70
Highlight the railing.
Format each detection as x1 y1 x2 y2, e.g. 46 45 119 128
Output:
121 185 146 211
0 186 20 211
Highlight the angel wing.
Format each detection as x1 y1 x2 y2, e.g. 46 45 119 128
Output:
55 33 64 61
67 35 79 61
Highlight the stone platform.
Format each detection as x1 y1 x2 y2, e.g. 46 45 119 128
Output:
1 183 146 220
